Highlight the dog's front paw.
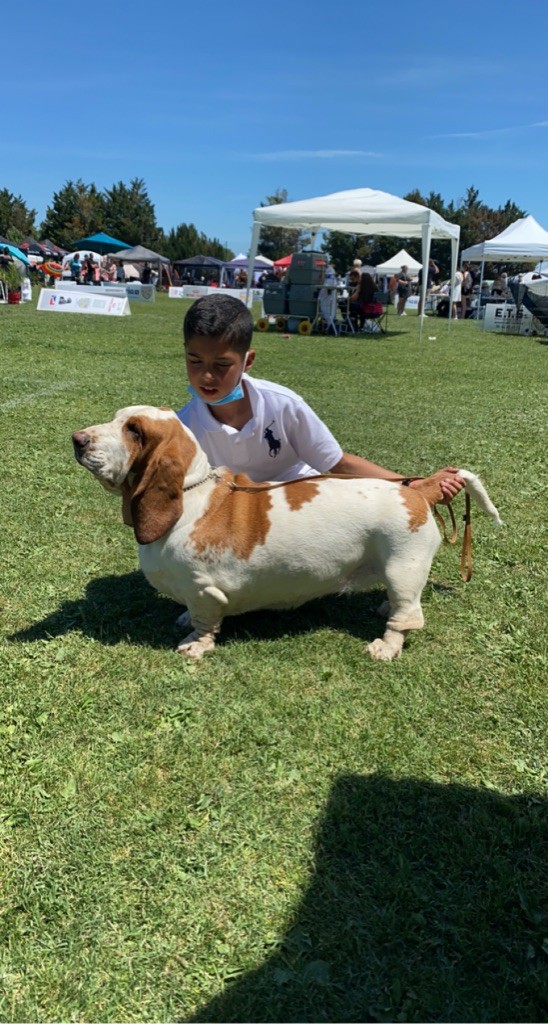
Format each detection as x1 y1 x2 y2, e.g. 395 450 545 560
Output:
176 630 215 660
367 638 400 662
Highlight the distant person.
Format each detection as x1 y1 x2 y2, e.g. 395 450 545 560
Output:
83 254 94 284
141 262 152 284
348 272 381 332
346 257 363 285
396 265 412 316
69 254 82 282
491 272 508 298
116 259 126 283
452 268 464 319
460 263 474 319
0 246 13 270
417 258 439 316
106 258 117 282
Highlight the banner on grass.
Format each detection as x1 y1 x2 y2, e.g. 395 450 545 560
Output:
37 288 130 316
169 285 263 301
484 303 535 335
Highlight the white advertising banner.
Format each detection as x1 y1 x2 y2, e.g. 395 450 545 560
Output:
37 288 130 316
483 303 535 335
169 285 263 302
56 280 154 302
125 283 155 302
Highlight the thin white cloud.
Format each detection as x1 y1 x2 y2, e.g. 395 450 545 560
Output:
244 149 382 161
429 120 548 139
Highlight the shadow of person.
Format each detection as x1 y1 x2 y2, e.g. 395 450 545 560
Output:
8 578 387 651
192 775 547 1023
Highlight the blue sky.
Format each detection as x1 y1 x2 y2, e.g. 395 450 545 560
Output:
4 0 548 254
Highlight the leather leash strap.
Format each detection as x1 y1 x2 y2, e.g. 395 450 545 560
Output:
460 491 473 582
433 497 473 582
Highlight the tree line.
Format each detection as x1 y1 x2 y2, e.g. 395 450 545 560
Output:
0 178 233 261
0 181 526 273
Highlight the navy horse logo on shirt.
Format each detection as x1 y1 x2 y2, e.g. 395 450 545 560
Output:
264 421 281 458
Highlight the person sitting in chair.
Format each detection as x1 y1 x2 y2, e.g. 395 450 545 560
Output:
348 272 382 332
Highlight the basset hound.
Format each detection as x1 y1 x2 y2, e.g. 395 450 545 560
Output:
72 406 502 661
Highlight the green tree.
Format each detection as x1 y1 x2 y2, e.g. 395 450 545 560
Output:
162 222 233 262
0 189 37 241
102 178 160 248
40 180 104 249
256 189 309 262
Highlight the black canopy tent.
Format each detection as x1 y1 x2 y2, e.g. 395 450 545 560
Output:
172 255 225 285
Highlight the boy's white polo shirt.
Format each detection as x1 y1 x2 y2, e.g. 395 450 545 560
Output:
177 374 342 482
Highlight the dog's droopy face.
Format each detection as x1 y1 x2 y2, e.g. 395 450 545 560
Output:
72 405 180 492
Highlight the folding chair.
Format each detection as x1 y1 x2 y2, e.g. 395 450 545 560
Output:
337 295 356 335
371 290 389 333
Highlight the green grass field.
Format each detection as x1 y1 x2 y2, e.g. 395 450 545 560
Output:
1 293 547 1022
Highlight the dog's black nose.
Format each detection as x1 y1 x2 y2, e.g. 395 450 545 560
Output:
72 431 90 451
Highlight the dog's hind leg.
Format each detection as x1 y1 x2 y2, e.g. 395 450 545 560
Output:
367 553 433 662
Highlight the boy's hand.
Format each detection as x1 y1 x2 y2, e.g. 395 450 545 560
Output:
409 467 465 505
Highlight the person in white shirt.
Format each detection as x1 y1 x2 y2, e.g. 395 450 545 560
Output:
177 294 464 497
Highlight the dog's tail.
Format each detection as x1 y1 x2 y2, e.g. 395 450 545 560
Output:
456 470 503 525
415 469 502 525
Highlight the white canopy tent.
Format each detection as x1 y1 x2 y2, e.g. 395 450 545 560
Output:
461 215 548 327
228 252 273 268
247 188 460 337
461 215 548 264
375 248 422 278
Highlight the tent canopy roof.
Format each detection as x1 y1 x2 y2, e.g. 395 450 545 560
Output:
1 243 30 267
173 255 224 266
115 244 170 263
253 187 460 241
461 215 548 262
227 252 273 267
73 231 131 253
375 248 422 274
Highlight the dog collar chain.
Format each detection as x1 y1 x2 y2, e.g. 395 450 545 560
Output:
183 470 220 492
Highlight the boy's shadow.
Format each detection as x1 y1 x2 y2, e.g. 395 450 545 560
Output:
9 572 398 650
191 774 547 1023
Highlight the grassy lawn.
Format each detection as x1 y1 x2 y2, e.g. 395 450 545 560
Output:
1 292 547 1022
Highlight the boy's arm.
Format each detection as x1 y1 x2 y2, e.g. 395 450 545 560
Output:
329 451 405 482
329 453 465 501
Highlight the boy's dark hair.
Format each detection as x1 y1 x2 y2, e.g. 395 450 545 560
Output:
183 294 254 355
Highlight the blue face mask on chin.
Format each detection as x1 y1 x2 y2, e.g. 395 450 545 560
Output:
188 380 244 407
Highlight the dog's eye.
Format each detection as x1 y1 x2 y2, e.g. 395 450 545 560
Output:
126 423 142 442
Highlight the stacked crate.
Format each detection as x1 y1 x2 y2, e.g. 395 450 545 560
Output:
287 253 326 319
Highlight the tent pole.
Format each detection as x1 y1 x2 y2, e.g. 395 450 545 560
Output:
420 221 431 342
448 231 460 334
246 222 261 308
478 260 486 330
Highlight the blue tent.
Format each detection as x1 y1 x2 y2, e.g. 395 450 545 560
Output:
0 243 31 266
72 231 130 254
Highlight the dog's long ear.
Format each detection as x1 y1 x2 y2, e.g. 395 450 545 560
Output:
123 415 197 544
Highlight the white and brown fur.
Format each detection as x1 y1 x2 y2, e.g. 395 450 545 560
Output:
72 405 502 661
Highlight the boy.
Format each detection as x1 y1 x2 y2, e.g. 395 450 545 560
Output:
177 294 463 498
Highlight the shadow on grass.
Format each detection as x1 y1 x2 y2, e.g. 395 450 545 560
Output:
191 774 547 1024
8 571 393 651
